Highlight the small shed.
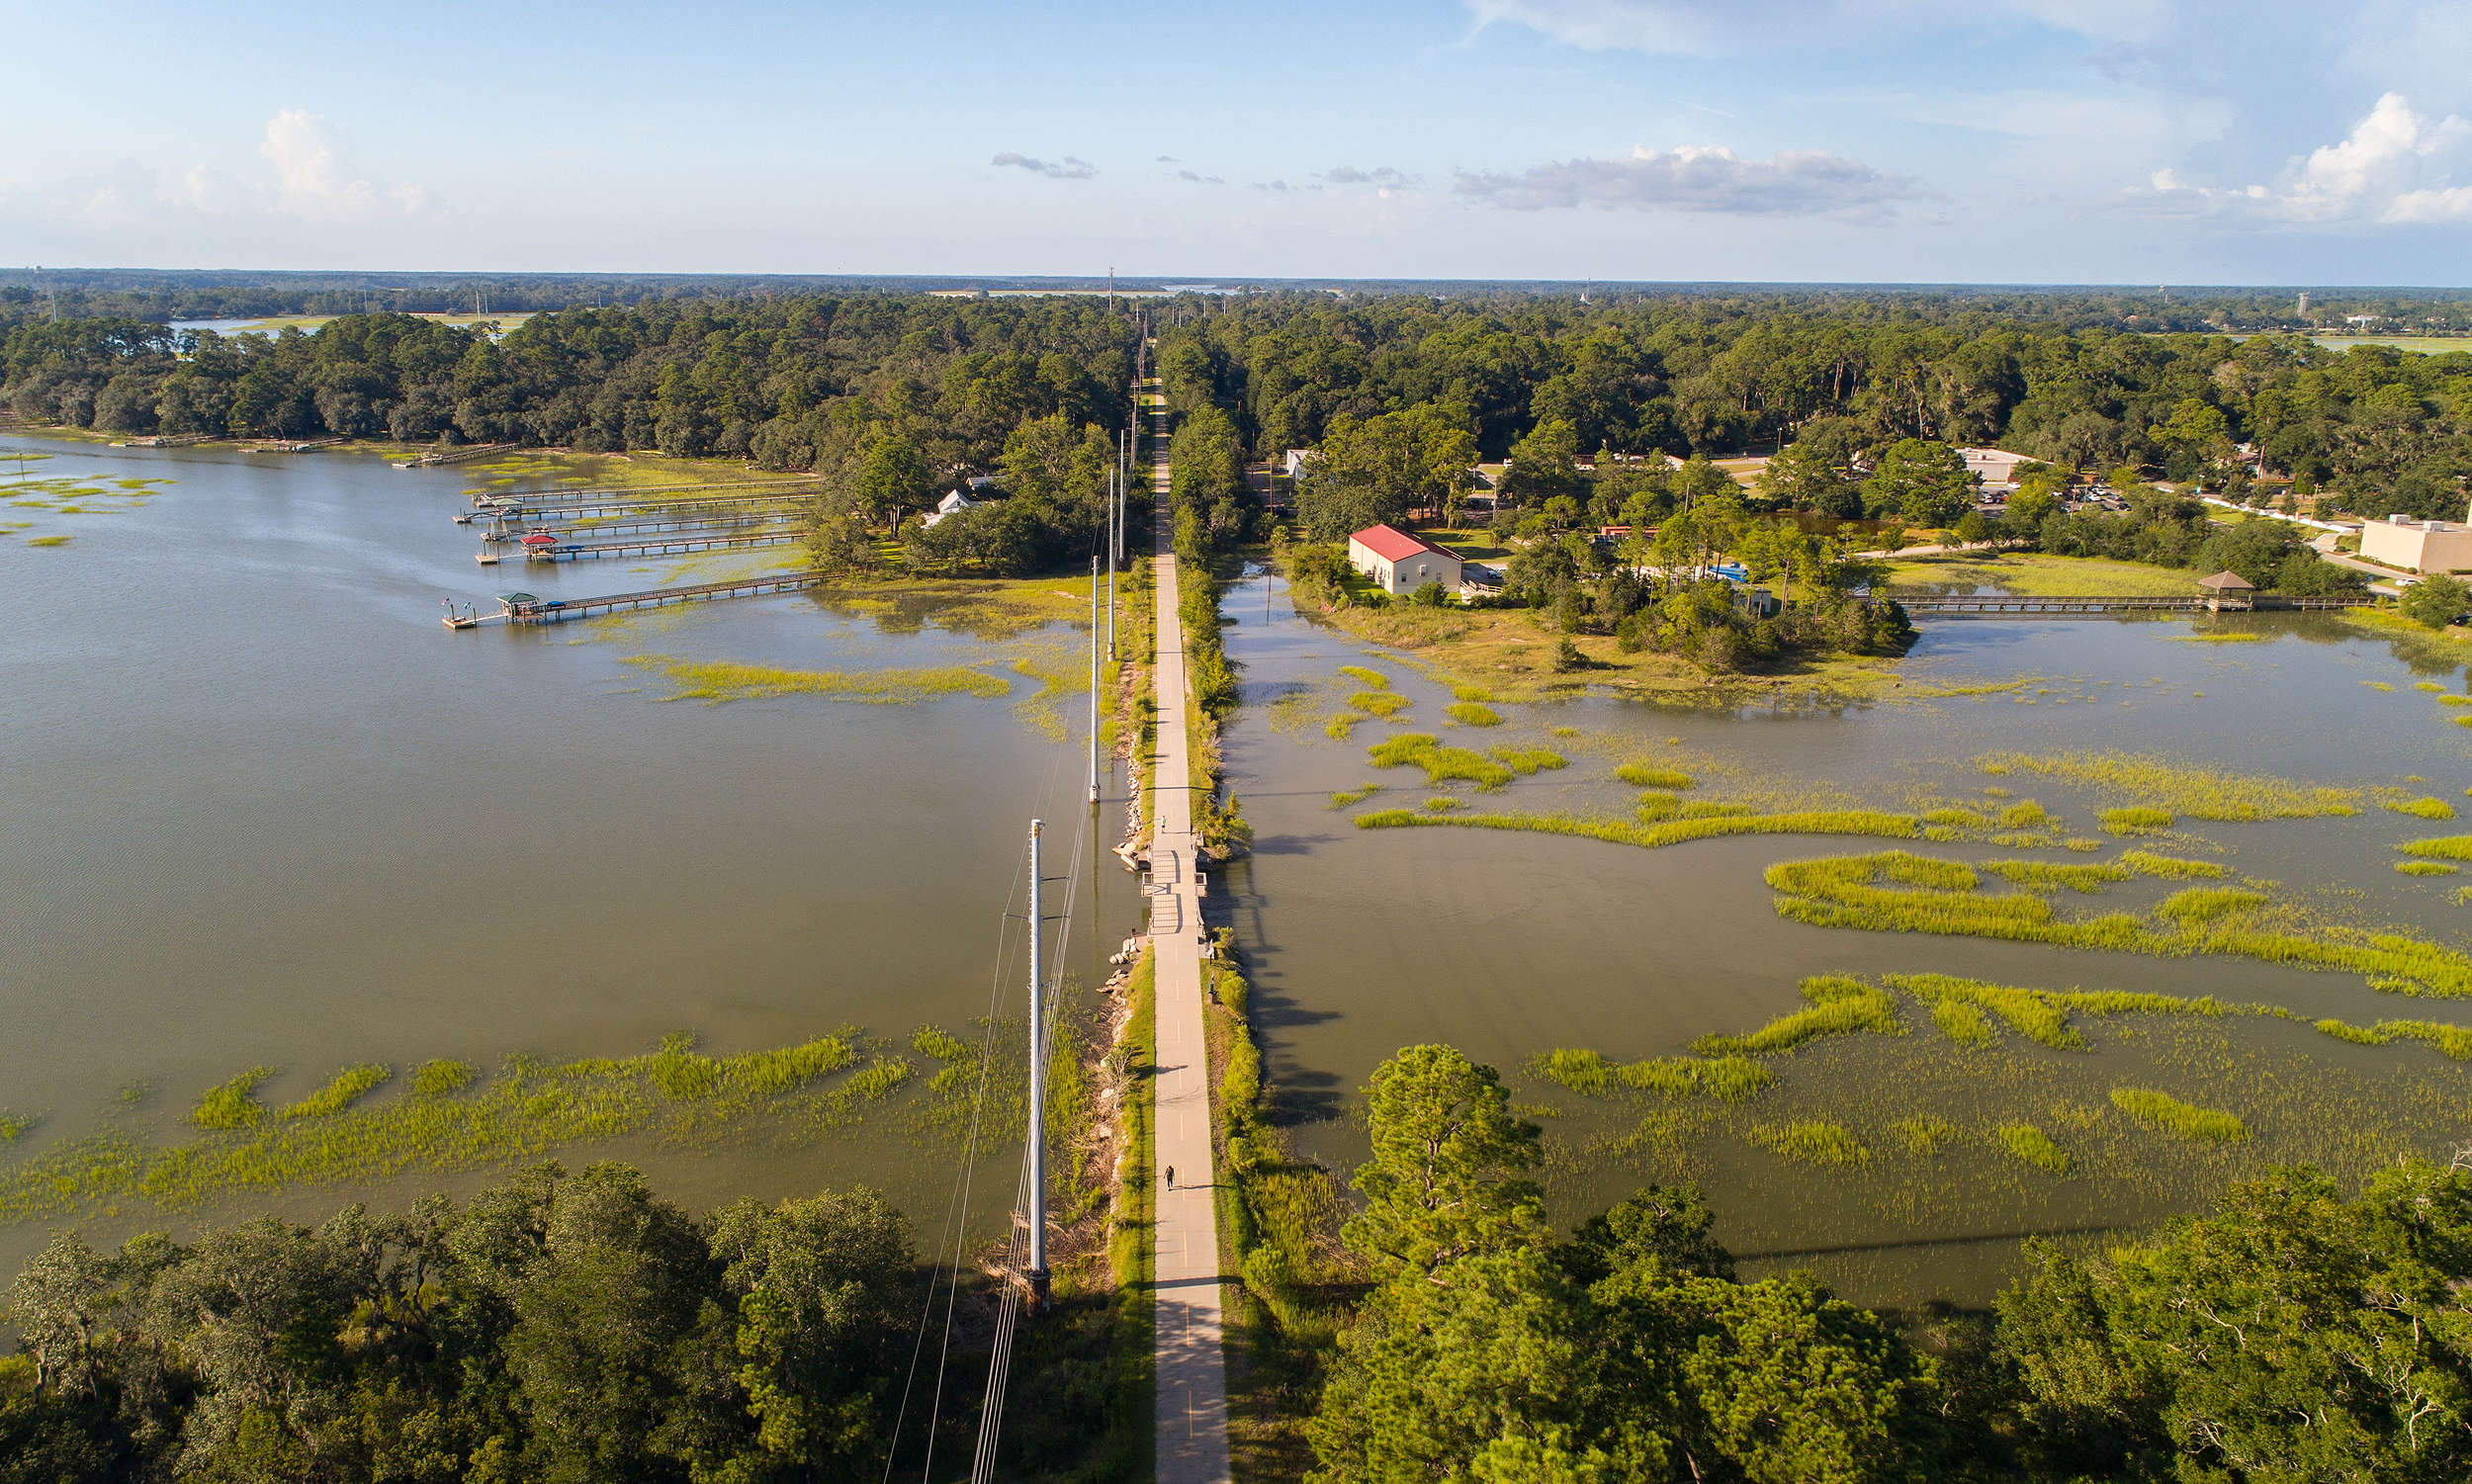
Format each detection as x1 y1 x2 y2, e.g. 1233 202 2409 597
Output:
2198 570 2256 612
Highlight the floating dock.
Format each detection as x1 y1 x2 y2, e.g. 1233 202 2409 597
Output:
444 571 825 628
1896 594 2382 618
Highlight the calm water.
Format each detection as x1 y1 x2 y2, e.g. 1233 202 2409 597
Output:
1213 566 2472 1307
0 437 1136 1273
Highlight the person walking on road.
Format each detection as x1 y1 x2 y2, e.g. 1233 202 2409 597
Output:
1166 1165 1176 1190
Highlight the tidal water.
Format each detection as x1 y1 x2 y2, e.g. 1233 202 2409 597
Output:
0 437 1135 1274
1211 566 2472 1308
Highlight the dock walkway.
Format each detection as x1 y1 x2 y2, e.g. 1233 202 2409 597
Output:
445 570 822 627
1146 378 1232 1484
522 528 804 563
1895 593 2381 617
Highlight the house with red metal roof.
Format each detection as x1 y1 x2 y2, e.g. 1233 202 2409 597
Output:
1347 523 1463 596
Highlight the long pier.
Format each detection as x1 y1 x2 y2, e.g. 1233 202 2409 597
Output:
522 529 805 563
1893 593 2383 618
444 570 825 628
469 478 816 509
478 489 815 525
486 508 801 541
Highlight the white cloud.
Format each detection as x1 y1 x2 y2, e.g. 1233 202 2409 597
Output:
1454 142 1918 217
2142 92 2472 221
1321 165 1420 188
1465 0 2168 55
259 109 428 219
992 151 1097 180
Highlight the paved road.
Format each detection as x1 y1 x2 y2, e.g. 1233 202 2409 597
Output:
1145 385 1232 1484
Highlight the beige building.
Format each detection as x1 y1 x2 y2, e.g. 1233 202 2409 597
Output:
1348 523 1462 596
2360 515 2472 574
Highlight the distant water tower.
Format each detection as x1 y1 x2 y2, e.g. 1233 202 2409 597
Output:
2297 292 2311 314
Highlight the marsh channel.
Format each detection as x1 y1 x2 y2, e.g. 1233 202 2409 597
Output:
1214 562 2472 1309
0 436 1142 1277
6 434 2470 1314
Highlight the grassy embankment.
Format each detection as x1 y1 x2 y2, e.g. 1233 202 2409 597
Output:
1200 931 1352 1482
1879 551 2210 597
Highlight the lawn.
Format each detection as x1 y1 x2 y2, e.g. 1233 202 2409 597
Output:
1882 552 2203 598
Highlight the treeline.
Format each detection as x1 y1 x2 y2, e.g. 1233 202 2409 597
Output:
1295 1044 2472 1484
1155 296 2472 518
1166 403 1260 858
0 1163 1029 1484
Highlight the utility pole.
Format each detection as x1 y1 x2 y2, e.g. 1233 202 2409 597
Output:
1026 820 1049 1310
1089 558 1102 805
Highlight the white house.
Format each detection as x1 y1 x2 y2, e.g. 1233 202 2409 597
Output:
1348 523 1462 596
921 488 978 529
2360 514 2472 574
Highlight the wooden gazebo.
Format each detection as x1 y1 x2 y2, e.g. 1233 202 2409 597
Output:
2198 569 2256 612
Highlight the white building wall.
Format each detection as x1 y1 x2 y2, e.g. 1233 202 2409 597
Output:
2362 518 2472 573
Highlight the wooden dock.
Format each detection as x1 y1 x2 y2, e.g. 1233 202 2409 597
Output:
468 478 816 509
522 529 805 563
444 571 826 628
486 508 800 541
396 442 520 470
1894 593 2383 618
478 489 811 526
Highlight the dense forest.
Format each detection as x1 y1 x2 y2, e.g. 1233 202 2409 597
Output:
9 291 2469 527
9 1055 2468 1484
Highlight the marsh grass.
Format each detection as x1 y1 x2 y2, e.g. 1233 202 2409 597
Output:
625 654 1010 705
0 1114 35 1144
2315 1018 2389 1046
1365 735 1564 790
1977 750 2358 820
1615 764 1695 789
2397 861 2460 876
1453 684 1495 703
1996 1124 2072 1173
1328 784 1380 808
1352 691 1411 718
1985 861 2129 893
411 1061 475 1096
1446 702 1503 726
282 1064 391 1119
2397 835 2472 861
191 1069 276 1129
1694 975 1898 1056
2111 1088 2248 1141
2118 850 2225 879
2378 1020 2472 1060
2102 807 2175 834
2385 796 2458 821
1326 713 1368 741
1749 1120 1869 1166
1424 797 1463 812
913 1026 973 1062
1897 1116 1957 1155
1357 806 1919 850
2363 681 2397 691
25 535 70 547
1768 850 2472 997
2 1031 875 1224
1338 665 1390 689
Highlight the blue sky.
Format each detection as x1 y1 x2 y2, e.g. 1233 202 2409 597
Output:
6 0 2468 283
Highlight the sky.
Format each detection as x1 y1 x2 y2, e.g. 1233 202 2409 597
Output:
4 0 2469 284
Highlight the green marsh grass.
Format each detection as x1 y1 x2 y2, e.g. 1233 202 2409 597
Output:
1985 860 2128 893
1352 691 1410 718
1996 1124 2072 1173
1328 784 1380 808
1897 1116 1957 1155
192 1068 276 1129
2397 861 2460 876
625 655 1009 705
2417 681 2448 692
282 1064 390 1119
2118 850 2225 879
2101 807 2174 834
411 1061 474 1096
2315 1018 2389 1046
1365 735 1564 790
1453 684 1495 703
1538 1049 1614 1094
25 535 70 547
1693 975 1898 1056
1446 702 1503 726
1338 665 1389 688
1326 713 1368 741
2 1032 872 1225
913 1026 973 1062
1622 1057 1769 1099
1976 750 2357 819
2385 796 2458 821
1424 797 1463 812
1615 764 1695 789
2110 1088 2248 1142
2397 835 2472 861
0 1114 34 1144
1749 1120 1869 1166
2378 1020 2472 1060
1358 807 1919 851
1768 850 2472 997
2363 680 2396 690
